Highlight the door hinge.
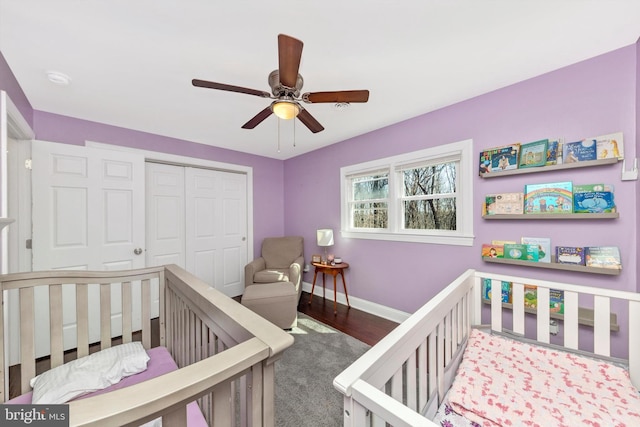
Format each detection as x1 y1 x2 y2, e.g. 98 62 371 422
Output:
26 239 32 249
24 159 32 170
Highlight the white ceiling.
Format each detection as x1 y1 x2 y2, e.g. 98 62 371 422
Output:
1 1 639 160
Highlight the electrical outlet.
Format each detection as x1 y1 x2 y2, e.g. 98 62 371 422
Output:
621 158 638 181
303 264 310 273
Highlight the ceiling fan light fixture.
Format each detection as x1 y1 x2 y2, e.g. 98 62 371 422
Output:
271 100 300 120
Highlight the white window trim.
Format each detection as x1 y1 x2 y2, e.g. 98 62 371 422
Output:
340 139 474 246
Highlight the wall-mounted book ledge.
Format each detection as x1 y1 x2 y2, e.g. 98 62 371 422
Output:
482 212 619 220
481 299 619 332
479 158 619 179
482 256 621 275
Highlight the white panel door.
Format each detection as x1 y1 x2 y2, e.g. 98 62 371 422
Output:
185 167 247 297
31 140 145 356
145 162 186 268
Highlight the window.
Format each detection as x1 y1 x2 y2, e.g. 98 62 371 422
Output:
341 139 474 246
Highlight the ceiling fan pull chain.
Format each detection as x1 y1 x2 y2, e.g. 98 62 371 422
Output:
277 118 281 152
293 116 296 147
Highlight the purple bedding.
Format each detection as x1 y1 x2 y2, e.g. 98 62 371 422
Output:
7 346 207 426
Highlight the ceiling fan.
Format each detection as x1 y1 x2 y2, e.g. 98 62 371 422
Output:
192 34 369 134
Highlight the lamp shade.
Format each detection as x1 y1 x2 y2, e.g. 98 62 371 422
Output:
316 229 334 247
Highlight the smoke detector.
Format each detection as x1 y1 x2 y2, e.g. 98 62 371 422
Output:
46 71 71 85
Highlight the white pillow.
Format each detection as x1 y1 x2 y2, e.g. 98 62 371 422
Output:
30 341 150 404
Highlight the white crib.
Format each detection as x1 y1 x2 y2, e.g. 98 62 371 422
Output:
334 269 640 426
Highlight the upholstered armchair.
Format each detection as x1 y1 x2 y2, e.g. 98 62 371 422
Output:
244 236 305 300
242 236 304 328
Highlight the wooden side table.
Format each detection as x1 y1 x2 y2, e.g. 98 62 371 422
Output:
308 262 350 314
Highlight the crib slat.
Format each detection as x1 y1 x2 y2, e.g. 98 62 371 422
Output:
100 283 111 349
418 340 427 412
141 278 151 349
391 366 402 403
490 279 503 332
563 291 579 350
630 300 640 388
536 287 550 343
76 284 89 358
19 287 35 393
593 295 610 356
49 284 64 368
444 312 452 364
512 283 525 335
122 281 132 343
0 286 4 402
406 351 417 411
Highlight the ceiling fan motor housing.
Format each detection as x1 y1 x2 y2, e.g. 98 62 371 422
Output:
268 70 303 98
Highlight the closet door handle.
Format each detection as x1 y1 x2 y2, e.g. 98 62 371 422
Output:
134 248 143 255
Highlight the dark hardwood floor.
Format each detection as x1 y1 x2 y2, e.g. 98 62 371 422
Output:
297 291 399 346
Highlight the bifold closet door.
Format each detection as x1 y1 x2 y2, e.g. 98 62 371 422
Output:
146 163 247 297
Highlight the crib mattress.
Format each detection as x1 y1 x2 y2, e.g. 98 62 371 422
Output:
441 329 640 427
7 346 207 427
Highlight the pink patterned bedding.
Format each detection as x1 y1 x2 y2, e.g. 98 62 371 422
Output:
445 329 640 427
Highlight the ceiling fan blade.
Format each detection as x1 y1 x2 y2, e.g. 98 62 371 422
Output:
192 79 271 98
297 108 324 133
278 34 303 88
302 90 370 104
241 106 273 129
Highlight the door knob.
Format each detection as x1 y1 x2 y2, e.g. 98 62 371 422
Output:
134 248 143 255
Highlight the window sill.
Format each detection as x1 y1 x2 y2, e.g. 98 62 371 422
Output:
341 230 474 246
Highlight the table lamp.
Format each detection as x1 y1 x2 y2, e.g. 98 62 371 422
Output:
316 228 334 263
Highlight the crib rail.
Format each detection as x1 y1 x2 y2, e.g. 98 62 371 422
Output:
0 264 293 427
334 268 640 426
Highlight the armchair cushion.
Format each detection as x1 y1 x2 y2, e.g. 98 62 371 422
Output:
261 236 304 269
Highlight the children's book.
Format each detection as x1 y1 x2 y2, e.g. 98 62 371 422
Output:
550 289 564 314
563 140 597 163
481 244 504 258
584 246 622 269
520 237 551 263
491 240 516 246
524 285 538 310
482 278 512 303
485 193 524 215
573 191 616 213
479 143 521 175
518 139 548 168
555 246 585 265
594 132 624 160
504 243 539 261
524 181 573 214
545 138 561 166
573 184 614 193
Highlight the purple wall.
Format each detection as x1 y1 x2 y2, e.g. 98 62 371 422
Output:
32 111 286 256
285 43 639 357
0 51 33 128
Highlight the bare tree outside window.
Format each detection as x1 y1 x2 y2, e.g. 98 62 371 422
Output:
351 174 389 229
402 161 457 230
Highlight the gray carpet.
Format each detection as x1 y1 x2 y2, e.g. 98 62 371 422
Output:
275 313 371 427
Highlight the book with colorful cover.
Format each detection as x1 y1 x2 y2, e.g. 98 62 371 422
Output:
550 289 565 315
524 285 538 310
482 278 512 303
594 132 624 160
491 240 517 246
485 192 524 215
563 140 597 163
518 139 548 168
573 191 616 213
584 246 621 269
520 237 551 263
504 243 539 261
555 246 585 265
479 143 521 175
482 244 504 258
545 138 561 165
524 181 573 214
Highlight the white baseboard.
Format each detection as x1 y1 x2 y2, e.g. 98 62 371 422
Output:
301 281 410 324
